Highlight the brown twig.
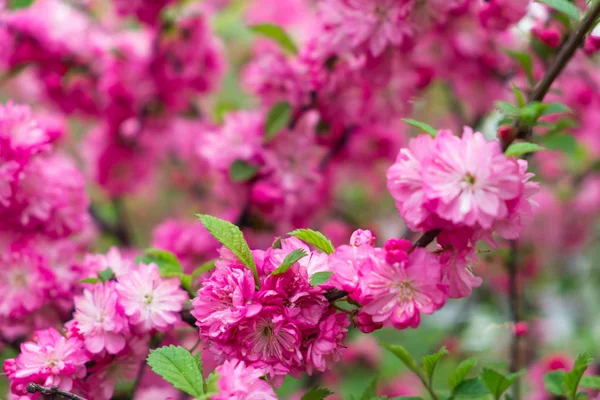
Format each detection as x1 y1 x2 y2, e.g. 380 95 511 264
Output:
26 383 87 400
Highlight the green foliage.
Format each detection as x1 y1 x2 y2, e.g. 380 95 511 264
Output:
249 23 298 55
229 160 259 182
449 358 478 391
452 378 490 399
563 353 594 399
146 346 204 398
98 268 114 282
543 371 565 396
579 375 600 389
401 119 438 137
537 0 580 20
197 214 259 285
301 387 334 400
265 101 293 141
136 248 183 277
310 271 333 286
382 344 420 375
272 249 308 275
359 378 378 400
480 368 524 400
422 347 448 383
538 132 578 154
288 229 336 254
8 0 36 9
504 142 545 157
505 51 534 85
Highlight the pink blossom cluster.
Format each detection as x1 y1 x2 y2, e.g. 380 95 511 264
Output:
192 238 348 386
4 248 188 399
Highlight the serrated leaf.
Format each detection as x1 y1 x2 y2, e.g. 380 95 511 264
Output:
537 0 580 20
146 345 205 397
310 271 333 286
382 344 420 374
449 358 478 391
481 368 524 400
249 23 298 55
540 102 572 116
544 371 565 396
138 249 183 278
505 142 545 157
288 229 335 254
229 160 259 183
579 375 600 389
98 268 114 282
496 101 521 115
453 378 490 399
8 0 36 9
272 249 308 275
196 214 259 285
401 118 438 137
505 51 534 85
563 353 594 399
78 277 100 284
422 347 448 382
264 101 292 141
301 386 334 400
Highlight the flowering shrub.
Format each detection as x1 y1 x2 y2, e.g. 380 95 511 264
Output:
0 0 600 399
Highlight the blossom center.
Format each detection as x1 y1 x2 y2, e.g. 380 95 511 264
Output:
464 173 476 185
143 293 154 305
397 280 414 300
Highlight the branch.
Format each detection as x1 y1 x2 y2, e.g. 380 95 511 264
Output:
26 383 87 400
503 0 600 150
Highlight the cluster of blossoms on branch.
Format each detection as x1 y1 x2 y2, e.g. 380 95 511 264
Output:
0 0 600 398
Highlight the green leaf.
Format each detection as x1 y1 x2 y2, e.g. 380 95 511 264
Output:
78 277 100 284
192 260 216 278
537 0 580 20
196 214 259 286
272 249 308 275
310 271 333 286
579 375 600 390
301 386 334 400
422 347 448 382
538 132 578 154
453 378 490 399
8 0 36 9
390 398 425 400
449 358 478 391
249 23 298 55
481 368 525 400
146 345 205 397
563 353 594 399
98 268 114 282
504 142 545 157
229 160 259 183
360 378 378 400
137 249 183 277
401 118 438 137
540 102 572 116
272 237 282 249
288 229 335 254
511 85 527 108
544 371 565 396
496 101 521 116
265 101 293 141
382 344 420 375
505 51 534 85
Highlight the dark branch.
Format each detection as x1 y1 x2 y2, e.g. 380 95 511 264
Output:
26 383 87 400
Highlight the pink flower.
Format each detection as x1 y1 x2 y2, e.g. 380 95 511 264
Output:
116 263 188 332
318 0 413 56
479 0 529 31
192 262 262 340
356 248 448 329
6 328 88 395
422 128 522 229
69 282 129 354
387 134 437 231
350 229 376 247
328 240 376 293
305 313 349 374
212 359 277 400
0 101 50 159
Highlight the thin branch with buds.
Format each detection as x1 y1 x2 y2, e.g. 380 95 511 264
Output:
26 383 87 400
